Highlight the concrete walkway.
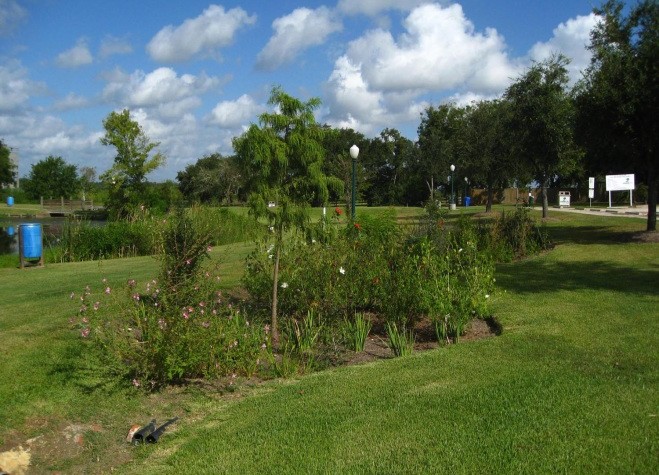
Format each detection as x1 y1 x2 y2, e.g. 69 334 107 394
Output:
534 204 656 218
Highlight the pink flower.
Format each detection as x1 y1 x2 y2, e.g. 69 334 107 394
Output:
82 317 89 324
127 279 136 287
93 302 100 311
183 311 190 320
207 245 213 253
132 293 140 301
104 287 111 295
80 328 90 338
202 321 210 328
186 259 192 265
198 301 205 307
132 378 141 387
69 292 75 299
158 318 166 329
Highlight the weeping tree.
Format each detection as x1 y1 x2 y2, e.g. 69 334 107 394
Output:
233 87 342 346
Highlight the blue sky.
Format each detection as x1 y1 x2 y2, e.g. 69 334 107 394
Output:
1 0 600 181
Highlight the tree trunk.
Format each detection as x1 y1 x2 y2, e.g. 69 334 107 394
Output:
647 167 657 232
271 244 281 348
486 186 494 213
541 179 549 219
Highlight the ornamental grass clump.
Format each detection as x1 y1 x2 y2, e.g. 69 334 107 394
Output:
342 312 372 352
386 321 415 357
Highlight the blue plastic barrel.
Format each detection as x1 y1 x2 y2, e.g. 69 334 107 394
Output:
7 196 13 206
7 225 15 237
21 223 42 259
464 196 472 207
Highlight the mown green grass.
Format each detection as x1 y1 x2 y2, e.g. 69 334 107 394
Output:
1 207 657 473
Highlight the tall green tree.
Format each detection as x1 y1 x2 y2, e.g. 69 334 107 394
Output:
456 100 518 212
505 56 582 218
233 87 342 345
574 0 658 231
177 153 242 204
100 109 165 218
362 128 416 206
22 156 80 201
0 140 16 189
417 104 466 202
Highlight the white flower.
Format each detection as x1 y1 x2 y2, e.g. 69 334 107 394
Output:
311 239 316 244
485 294 490 299
458 248 463 253
280 282 289 289
339 267 346 275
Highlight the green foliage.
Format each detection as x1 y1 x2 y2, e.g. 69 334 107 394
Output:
234 86 342 343
100 109 165 219
176 153 242 204
574 0 658 231
484 208 551 261
22 155 80 201
244 210 495 345
505 56 582 217
72 209 267 387
385 321 414 357
342 312 372 352
0 139 16 188
53 216 157 262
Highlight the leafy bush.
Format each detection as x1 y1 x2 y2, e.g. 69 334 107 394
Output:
480 208 550 261
71 208 268 388
243 210 495 345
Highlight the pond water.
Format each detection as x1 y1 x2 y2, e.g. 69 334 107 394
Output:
0 218 104 255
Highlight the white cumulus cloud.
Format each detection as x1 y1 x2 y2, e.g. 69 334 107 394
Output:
348 4 519 93
324 3 521 135
0 60 46 111
210 94 262 128
55 38 93 68
529 13 599 84
256 7 342 71
147 5 256 62
102 67 222 117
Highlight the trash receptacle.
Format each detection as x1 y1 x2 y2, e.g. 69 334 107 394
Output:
528 195 534 207
558 191 571 207
464 196 471 207
19 223 44 268
7 196 14 206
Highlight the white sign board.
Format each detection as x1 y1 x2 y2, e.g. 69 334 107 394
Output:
588 189 595 199
588 177 595 189
606 174 635 191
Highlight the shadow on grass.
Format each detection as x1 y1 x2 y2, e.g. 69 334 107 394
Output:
547 225 641 245
497 258 658 296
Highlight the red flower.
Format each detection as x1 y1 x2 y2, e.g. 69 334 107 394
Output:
335 207 343 216
354 222 362 230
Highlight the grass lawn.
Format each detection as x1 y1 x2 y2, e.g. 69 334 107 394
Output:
0 207 657 473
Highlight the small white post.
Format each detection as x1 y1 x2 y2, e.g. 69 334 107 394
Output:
609 191 612 208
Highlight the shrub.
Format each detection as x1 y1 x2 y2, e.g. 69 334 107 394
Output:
481 208 550 261
71 208 268 388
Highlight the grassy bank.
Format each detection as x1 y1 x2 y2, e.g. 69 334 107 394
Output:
0 208 657 473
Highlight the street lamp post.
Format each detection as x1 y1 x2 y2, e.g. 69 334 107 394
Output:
450 164 456 210
350 144 359 218
464 177 469 206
